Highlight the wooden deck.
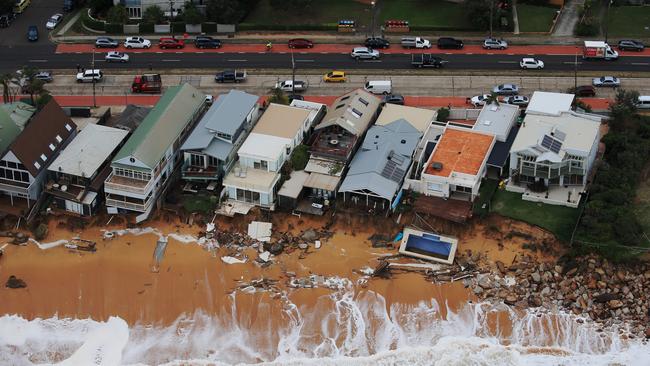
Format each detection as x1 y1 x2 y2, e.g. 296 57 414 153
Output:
413 195 473 223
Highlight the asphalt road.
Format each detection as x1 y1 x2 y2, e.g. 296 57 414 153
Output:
0 0 62 47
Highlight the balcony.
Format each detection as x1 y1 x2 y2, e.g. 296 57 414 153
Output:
310 130 356 162
105 195 152 213
0 178 30 195
45 181 87 202
182 163 221 180
104 172 154 196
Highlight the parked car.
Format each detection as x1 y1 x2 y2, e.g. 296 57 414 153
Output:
215 69 247 83
569 85 596 97
33 71 53 83
469 94 490 107
323 70 347 83
288 38 313 49
194 36 221 49
437 37 463 49
492 84 519 95
503 95 529 107
592 76 620 87
617 39 644 52
95 37 119 48
483 38 508 50
46 13 63 30
105 51 129 63
0 13 15 28
205 94 214 105
124 37 151 49
382 94 405 105
351 47 380 60
364 37 390 49
27 25 38 41
519 58 544 70
411 54 446 68
15 70 53 85
158 37 184 49
76 69 103 83
288 94 304 103
275 80 308 92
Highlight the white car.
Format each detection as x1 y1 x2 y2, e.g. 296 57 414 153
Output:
592 76 620 87
520 58 544 69
124 37 151 49
76 69 103 83
483 38 508 50
105 51 129 63
469 94 490 107
46 14 63 30
351 47 380 60
504 95 529 107
274 80 308 92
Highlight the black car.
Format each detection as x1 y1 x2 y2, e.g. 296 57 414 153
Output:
194 36 222 49
382 94 405 105
437 37 463 49
364 37 390 49
288 94 304 103
95 37 119 48
617 39 644 52
0 13 14 28
27 26 38 42
569 85 596 97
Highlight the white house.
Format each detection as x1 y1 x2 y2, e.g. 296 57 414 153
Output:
473 102 520 176
222 103 312 210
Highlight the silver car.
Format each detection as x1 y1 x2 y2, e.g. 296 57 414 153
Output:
105 51 129 63
483 38 508 50
504 95 529 107
592 76 620 87
46 14 63 30
492 84 519 95
351 47 380 60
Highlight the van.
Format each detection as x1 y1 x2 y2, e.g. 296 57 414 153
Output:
364 80 392 95
636 96 650 109
14 0 30 14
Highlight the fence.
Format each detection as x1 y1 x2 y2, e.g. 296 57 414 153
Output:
449 108 481 120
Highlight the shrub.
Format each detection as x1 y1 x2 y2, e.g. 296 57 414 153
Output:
105 23 123 34
237 23 337 31
436 107 450 122
33 223 48 241
106 4 129 24
139 22 154 33
82 9 106 31
201 22 217 33
291 145 310 171
171 21 186 33
575 20 598 37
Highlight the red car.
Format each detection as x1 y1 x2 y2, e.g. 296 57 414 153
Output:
159 37 184 49
288 38 313 49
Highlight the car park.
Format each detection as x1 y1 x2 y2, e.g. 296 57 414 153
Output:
76 69 103 83
592 76 620 87
124 37 151 49
323 71 347 82
519 58 544 69
483 38 508 50
492 84 519 95
27 25 38 41
95 37 119 48
105 51 129 63
194 36 221 49
569 85 596 97
364 37 390 49
351 47 380 60
617 40 644 52
382 94 405 105
504 95 529 107
159 37 184 49
46 14 63 30
288 38 313 48
469 94 490 107
437 37 463 49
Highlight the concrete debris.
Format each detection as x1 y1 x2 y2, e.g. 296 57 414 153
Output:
221 256 246 265
247 221 272 242
258 251 271 263
315 240 321 249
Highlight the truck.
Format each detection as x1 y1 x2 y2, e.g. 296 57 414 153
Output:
275 80 308 92
131 74 162 93
215 69 247 83
582 41 619 60
401 37 431 49
411 54 447 68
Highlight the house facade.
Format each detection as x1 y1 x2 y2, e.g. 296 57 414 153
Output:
181 90 260 185
222 103 312 210
0 100 77 215
104 84 206 222
47 124 129 216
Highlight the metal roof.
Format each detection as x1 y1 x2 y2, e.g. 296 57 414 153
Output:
473 102 519 142
375 104 436 133
113 84 205 169
315 89 381 136
526 92 575 116
0 102 35 154
487 124 519 168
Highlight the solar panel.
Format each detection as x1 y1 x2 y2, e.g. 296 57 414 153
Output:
541 134 563 154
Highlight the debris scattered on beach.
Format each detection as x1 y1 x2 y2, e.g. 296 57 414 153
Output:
5 275 27 289
247 221 272 242
221 256 246 265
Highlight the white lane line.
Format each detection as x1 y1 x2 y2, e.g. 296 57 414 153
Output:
631 62 650 66
196 51 204 54
228 59 247 62
28 59 47 62
161 59 181 62
562 61 583 65
295 59 314 62
156 51 163 54
497 61 517 64
363 60 382 63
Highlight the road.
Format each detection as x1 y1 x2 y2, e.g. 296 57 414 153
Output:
0 0 62 47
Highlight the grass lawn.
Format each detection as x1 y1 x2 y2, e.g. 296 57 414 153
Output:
607 6 650 37
490 189 580 242
473 179 498 216
633 172 650 235
182 194 217 214
379 0 470 29
244 0 371 26
517 4 560 33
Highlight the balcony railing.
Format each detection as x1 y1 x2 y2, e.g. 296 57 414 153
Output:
104 172 154 195
105 198 150 212
181 163 221 179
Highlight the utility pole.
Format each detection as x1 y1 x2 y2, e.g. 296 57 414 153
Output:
489 0 494 39
370 1 376 38
291 49 296 96
169 0 174 22
604 0 613 44
574 49 578 91
91 50 96 108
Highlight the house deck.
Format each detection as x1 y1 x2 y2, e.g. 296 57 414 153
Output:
413 195 473 223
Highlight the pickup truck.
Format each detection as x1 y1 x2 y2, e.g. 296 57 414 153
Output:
132 73 162 93
215 69 247 83
275 80 308 92
411 54 446 68
401 37 431 49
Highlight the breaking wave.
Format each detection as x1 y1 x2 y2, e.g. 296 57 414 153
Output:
0 289 648 366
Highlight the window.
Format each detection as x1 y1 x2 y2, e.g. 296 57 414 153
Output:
17 163 25 170
65 124 72 132
217 132 232 141
0 161 5 167
358 97 369 106
34 162 41 170
350 108 363 118
335 104 345 110
7 162 16 169
49 144 55 151
427 182 442 192
40 154 47 162
56 135 62 143
253 160 268 170
340 96 350 102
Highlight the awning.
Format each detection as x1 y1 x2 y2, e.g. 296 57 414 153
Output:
304 173 341 192
278 170 309 199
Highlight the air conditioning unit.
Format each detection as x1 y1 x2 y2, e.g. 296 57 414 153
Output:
431 162 443 171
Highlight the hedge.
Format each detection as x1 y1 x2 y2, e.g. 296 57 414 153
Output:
201 22 217 33
171 21 186 33
237 23 337 31
82 9 106 31
140 22 154 33
105 23 123 34
409 25 476 32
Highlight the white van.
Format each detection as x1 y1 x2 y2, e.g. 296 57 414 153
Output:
364 80 392 95
636 96 650 109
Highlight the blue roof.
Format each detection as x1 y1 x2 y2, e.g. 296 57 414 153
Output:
487 124 519 168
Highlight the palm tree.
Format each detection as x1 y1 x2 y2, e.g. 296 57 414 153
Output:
485 91 500 106
267 87 288 106
22 79 46 106
0 73 12 103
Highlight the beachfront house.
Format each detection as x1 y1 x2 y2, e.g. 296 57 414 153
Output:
46 124 129 216
506 92 602 208
472 102 520 177
221 103 312 212
0 100 77 217
304 89 381 200
338 119 422 211
104 84 207 222
181 90 260 188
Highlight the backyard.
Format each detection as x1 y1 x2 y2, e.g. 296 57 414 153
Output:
182 194 217 214
516 4 560 33
607 5 650 37
490 189 580 242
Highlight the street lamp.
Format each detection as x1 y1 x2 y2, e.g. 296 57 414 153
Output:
370 1 376 38
291 48 296 96
489 0 494 39
574 47 578 91
91 50 96 108
604 0 613 44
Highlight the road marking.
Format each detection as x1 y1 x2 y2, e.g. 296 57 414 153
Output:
228 59 247 62
196 51 204 54
497 61 517 64
295 59 314 62
631 62 650 66
161 59 181 62
562 61 583 65
156 51 163 54
363 60 382 63
28 59 47 62
175 51 183 54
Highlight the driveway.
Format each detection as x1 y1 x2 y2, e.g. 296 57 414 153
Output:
0 0 62 46
552 0 584 36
